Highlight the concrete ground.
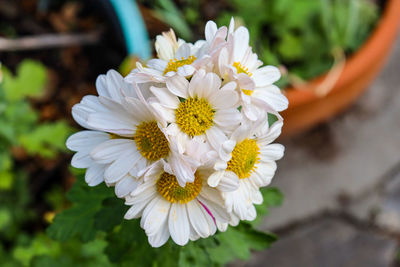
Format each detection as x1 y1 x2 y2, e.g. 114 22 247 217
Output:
240 32 400 266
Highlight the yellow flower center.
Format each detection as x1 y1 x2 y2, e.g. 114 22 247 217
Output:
134 121 169 161
233 61 252 77
175 97 214 137
163 56 197 74
227 139 260 179
241 89 253 96
156 172 202 204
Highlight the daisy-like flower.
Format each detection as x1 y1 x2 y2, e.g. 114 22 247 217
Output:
67 69 139 192
215 18 288 120
150 69 241 152
68 69 198 196
124 161 230 247
208 120 284 222
125 25 227 84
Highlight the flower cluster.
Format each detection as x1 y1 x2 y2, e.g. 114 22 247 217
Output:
67 19 288 247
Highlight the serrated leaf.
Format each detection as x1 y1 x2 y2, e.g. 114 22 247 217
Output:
179 240 212 267
206 223 276 264
105 219 181 267
47 177 115 242
93 197 129 232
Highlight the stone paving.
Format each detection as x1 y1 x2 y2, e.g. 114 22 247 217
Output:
243 32 400 266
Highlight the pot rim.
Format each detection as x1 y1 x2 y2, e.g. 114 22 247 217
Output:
284 0 400 108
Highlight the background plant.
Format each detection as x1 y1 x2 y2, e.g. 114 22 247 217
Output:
143 0 379 88
0 60 283 266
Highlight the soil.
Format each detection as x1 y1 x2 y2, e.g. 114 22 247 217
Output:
0 0 127 229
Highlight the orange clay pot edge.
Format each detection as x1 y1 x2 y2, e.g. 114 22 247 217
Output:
284 0 400 108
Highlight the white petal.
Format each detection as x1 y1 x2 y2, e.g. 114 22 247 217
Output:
124 200 149 219
66 131 109 151
123 97 154 122
96 70 124 103
169 153 196 187
198 196 230 222
151 102 175 122
85 164 105 186
150 86 180 109
147 59 167 72
205 127 227 151
208 170 225 187
252 66 281 86
214 109 241 127
142 196 170 236
177 65 196 77
169 203 190 246
175 43 191 58
233 27 249 61
115 175 141 198
188 69 206 98
187 201 211 238
87 112 136 135
104 149 141 184
91 139 136 164
220 81 237 91
252 85 288 112
205 21 218 43
257 121 283 145
218 171 240 192
208 89 238 110
166 75 189 98
260 144 285 161
71 151 93 168
148 220 170 248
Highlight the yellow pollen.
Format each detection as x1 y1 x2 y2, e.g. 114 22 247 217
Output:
175 97 214 137
108 133 120 139
227 139 260 179
164 56 197 74
156 172 202 204
134 121 169 161
233 61 252 77
242 89 253 96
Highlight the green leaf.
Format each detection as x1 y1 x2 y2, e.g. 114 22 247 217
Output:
93 197 129 232
2 60 47 101
104 219 182 267
277 33 303 61
12 234 61 266
179 240 213 267
18 121 73 158
206 223 277 264
47 177 115 242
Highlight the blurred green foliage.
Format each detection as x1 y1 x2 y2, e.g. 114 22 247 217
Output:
0 59 282 266
218 0 379 87
0 60 73 190
143 0 379 88
46 172 281 266
0 60 86 266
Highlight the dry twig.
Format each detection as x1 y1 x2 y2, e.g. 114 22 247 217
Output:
0 31 101 51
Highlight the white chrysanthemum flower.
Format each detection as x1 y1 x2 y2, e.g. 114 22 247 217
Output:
124 161 230 247
68 69 200 194
209 121 284 222
67 70 141 195
214 18 288 120
125 26 227 84
150 69 241 152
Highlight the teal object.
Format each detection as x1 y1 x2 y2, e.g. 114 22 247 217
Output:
109 0 151 59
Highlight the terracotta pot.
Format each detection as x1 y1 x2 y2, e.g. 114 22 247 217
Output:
281 0 400 137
